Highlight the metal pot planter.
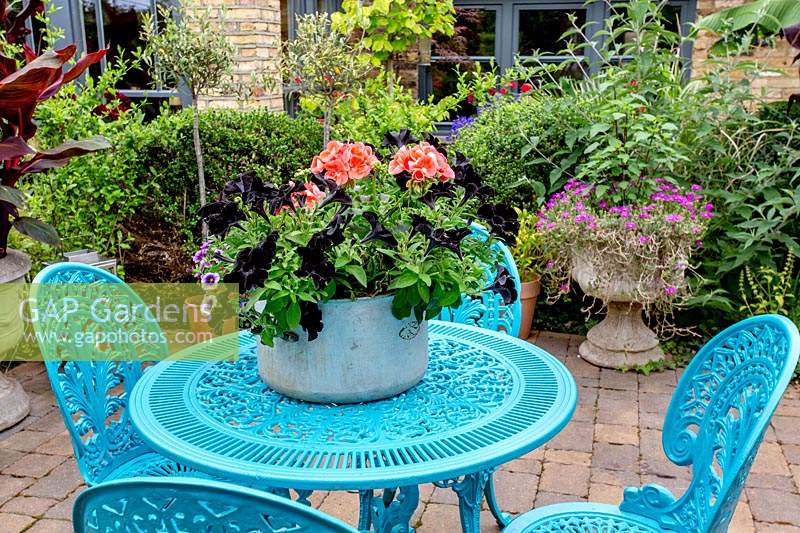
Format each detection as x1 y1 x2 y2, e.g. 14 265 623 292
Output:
518 279 541 340
0 249 31 430
257 295 428 404
572 252 665 369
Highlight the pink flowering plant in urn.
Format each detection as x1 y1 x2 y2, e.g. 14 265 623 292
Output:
192 130 518 403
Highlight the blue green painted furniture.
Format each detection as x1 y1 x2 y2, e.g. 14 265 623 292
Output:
437 224 522 337
30 263 203 485
129 322 577 532
504 314 800 533
73 477 357 533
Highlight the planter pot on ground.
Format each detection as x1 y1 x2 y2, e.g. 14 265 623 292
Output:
257 295 428 404
0 249 32 430
572 253 665 369
518 279 541 340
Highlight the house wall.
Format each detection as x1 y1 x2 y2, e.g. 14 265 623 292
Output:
196 0 284 110
692 0 797 101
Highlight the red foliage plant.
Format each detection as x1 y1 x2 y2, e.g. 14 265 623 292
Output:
0 0 109 258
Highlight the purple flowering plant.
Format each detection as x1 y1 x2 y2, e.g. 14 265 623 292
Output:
537 177 713 310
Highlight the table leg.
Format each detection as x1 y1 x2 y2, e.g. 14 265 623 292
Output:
435 469 495 533
484 473 512 527
358 490 374 531
370 485 419 533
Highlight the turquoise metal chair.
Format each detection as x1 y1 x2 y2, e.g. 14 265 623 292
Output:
504 314 800 533
437 224 523 337
31 263 203 485
73 477 357 533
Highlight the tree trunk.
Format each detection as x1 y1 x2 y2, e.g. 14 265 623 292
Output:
323 98 334 147
192 95 208 241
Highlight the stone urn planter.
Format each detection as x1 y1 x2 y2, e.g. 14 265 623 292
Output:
257 295 428 404
518 278 541 340
0 249 32 430
572 253 665 369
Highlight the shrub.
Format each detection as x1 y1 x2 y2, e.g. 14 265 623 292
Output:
140 108 323 223
451 95 573 209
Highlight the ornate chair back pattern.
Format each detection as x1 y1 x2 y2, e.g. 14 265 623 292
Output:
73 477 358 533
620 315 800 533
31 264 169 485
436 225 522 337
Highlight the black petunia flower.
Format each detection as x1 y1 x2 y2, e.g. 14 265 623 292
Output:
382 129 418 149
423 133 447 158
477 203 520 246
223 233 278 293
297 245 335 289
453 152 494 204
425 226 472 259
394 171 412 189
222 171 279 218
409 214 433 238
420 182 456 208
360 212 398 247
485 265 518 305
318 186 353 210
308 209 351 249
267 181 306 215
197 200 247 237
299 301 323 341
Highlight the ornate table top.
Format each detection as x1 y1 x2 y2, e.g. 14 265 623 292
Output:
130 321 577 490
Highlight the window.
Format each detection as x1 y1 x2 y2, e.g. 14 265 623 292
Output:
49 0 184 104
422 0 696 112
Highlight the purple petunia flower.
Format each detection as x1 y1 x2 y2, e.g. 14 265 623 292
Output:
201 272 220 288
638 235 651 244
664 286 677 296
665 213 683 223
691 184 702 191
625 221 637 230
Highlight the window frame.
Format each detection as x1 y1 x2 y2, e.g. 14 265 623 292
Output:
48 0 187 101
419 0 696 104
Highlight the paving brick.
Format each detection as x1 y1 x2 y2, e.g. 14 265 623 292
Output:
592 442 638 472
23 519 73 533
0 449 25 470
23 462 84 499
754 523 800 532
490 470 538 513
534 490 587 507
0 495 57 517
773 417 800 445
752 442 791 476
0 512 35 533
640 475 689 496
429 487 459 506
547 421 594 453
35 433 73 457
599 369 638 391
543 449 591 466
588 483 624 504
777 399 800 418
729 501 755 533
748 488 800 524
590 467 640 487
505 455 542 475
595 424 639 446
2 453 64 478
317 490 365 526
638 392 672 415
745 473 796 492
637 371 677 394
43 488 83 520
539 462 589 498
596 398 638 426
416 503 459 533
0 476 34 506
0 431 54 453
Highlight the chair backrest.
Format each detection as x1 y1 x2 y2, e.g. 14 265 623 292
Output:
436 224 523 336
31 263 168 485
621 315 800 533
73 477 358 533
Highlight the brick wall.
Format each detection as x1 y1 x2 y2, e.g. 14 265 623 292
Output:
692 0 798 101
195 0 283 110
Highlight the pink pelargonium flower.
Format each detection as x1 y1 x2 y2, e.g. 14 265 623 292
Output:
300 182 326 208
388 142 454 184
310 140 379 186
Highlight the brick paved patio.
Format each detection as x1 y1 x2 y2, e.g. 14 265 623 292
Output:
2 331 800 532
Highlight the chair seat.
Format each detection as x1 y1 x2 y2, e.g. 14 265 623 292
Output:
104 452 208 482
504 502 663 533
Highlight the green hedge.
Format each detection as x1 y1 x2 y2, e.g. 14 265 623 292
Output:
18 93 323 279
451 95 575 209
142 108 323 218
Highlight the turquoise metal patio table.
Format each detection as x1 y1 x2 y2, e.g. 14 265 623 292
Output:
129 320 577 533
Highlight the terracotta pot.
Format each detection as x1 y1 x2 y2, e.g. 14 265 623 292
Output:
0 249 31 430
518 278 541 340
572 252 665 369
